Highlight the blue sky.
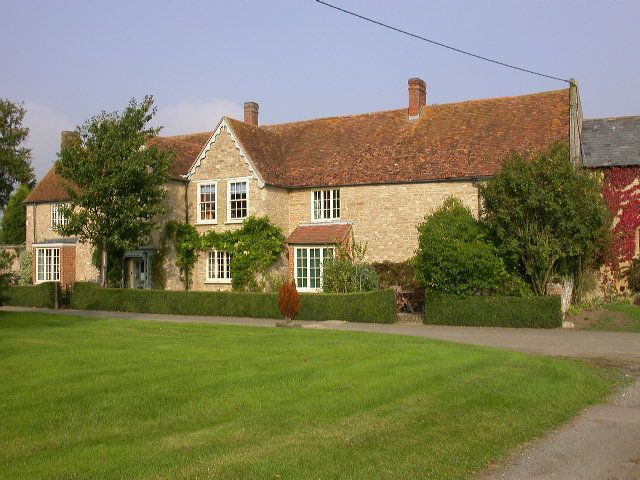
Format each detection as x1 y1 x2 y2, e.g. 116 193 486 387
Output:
2 0 639 180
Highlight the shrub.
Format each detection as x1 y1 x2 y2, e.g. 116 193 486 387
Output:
322 258 379 293
70 282 397 323
625 258 640 293
414 197 509 295
1 282 57 308
425 290 562 328
279 280 301 322
372 260 419 290
299 289 396 324
18 249 32 285
322 233 379 293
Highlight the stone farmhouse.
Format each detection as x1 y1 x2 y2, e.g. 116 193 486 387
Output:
25 78 580 291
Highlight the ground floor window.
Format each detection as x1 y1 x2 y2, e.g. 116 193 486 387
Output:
206 250 232 282
295 246 334 291
36 247 60 283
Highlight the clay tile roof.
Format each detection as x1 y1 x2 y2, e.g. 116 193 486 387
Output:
25 132 213 204
27 88 570 203
224 117 288 185
254 88 570 187
24 168 78 203
287 223 352 244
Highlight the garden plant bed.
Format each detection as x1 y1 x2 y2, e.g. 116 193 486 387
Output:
568 304 640 333
0 311 617 479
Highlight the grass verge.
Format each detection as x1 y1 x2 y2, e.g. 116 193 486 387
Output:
0 312 617 479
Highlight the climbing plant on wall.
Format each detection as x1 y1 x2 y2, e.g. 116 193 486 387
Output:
165 215 285 291
602 166 640 285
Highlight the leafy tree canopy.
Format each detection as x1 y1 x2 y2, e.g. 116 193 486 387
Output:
0 184 31 244
0 99 35 209
55 96 173 284
480 142 611 297
413 197 516 296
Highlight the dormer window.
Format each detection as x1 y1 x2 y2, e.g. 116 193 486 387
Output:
197 181 217 224
312 189 340 222
51 203 70 229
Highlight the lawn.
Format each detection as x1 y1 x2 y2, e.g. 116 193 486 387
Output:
0 312 615 479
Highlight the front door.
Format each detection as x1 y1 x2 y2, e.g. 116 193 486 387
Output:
134 258 146 289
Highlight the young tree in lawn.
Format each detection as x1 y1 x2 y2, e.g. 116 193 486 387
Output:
0 184 31 244
278 280 301 324
55 96 173 287
480 142 611 299
0 99 35 209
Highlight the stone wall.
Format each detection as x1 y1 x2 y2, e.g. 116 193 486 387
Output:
287 181 480 262
186 126 289 290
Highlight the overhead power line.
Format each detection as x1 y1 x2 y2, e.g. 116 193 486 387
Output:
315 0 572 84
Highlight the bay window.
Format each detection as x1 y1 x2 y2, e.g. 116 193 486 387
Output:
295 246 334 291
36 247 60 283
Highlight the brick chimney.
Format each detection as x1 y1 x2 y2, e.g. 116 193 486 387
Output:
60 130 81 149
408 78 427 119
244 101 259 126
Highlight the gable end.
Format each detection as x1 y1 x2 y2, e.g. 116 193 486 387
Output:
185 118 266 188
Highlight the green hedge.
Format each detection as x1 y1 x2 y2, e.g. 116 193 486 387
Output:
71 283 397 324
1 282 57 308
425 291 562 328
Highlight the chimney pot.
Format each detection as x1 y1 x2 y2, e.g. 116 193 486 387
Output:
244 101 259 126
60 130 81 150
408 78 427 119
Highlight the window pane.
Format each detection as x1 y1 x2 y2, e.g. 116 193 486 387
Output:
199 184 216 221
332 190 340 218
229 181 248 219
296 248 308 288
313 191 321 220
309 248 321 289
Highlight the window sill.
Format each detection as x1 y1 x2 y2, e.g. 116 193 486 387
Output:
225 219 245 225
204 279 232 284
196 220 218 225
311 218 341 224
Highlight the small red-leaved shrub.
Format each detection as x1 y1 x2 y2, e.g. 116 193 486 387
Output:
278 280 301 322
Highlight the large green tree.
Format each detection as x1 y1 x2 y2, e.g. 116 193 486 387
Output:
0 184 31 244
55 96 173 286
480 142 611 298
0 100 35 209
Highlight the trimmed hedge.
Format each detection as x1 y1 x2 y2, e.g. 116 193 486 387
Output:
425 290 562 328
1 282 57 308
71 282 397 324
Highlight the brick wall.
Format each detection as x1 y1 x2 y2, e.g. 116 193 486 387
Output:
60 246 76 288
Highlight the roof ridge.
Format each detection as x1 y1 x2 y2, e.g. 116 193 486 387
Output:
258 88 569 129
157 131 214 142
584 115 640 122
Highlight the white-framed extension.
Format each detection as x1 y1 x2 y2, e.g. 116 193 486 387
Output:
293 245 334 292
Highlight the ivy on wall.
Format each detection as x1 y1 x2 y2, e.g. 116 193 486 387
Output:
602 166 640 284
165 215 285 291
